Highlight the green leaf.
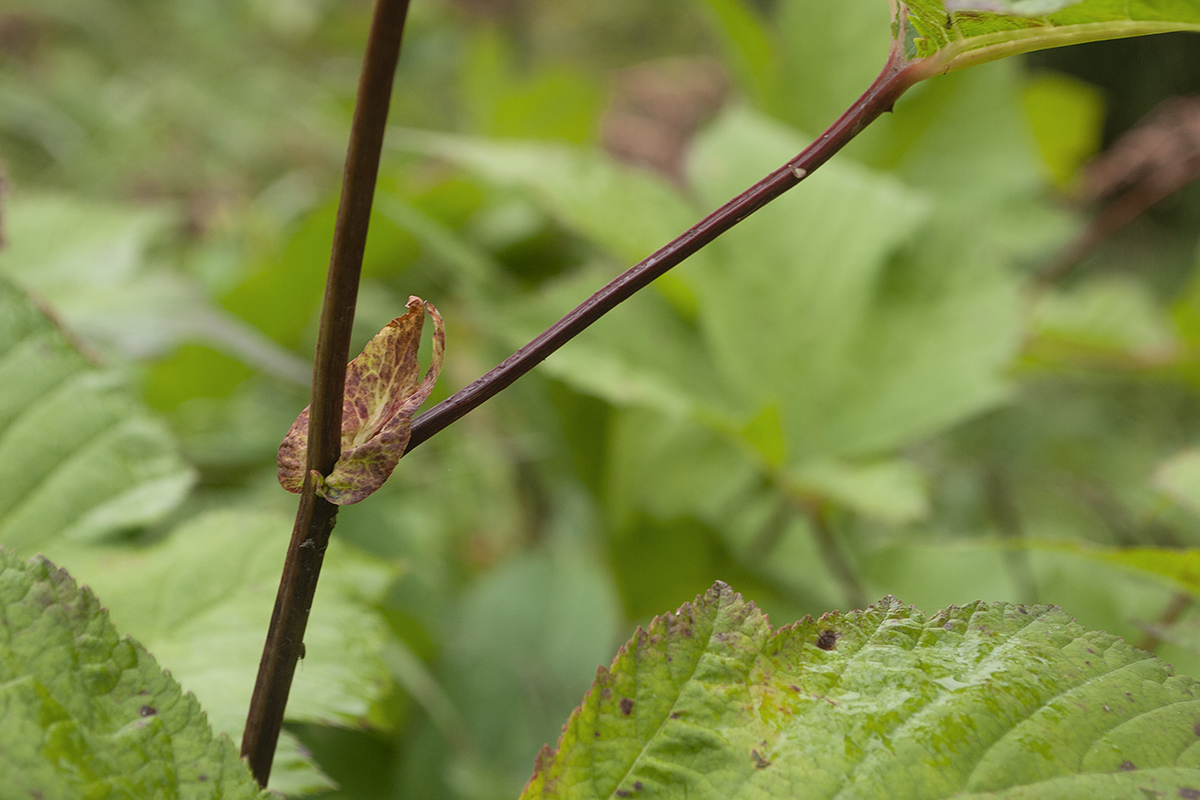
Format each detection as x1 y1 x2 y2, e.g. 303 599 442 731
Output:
494 263 732 418
396 129 711 294
688 108 1021 462
1028 276 1182 365
1021 72 1105 187
49 510 398 795
424 109 1022 466
898 0 1200 73
0 193 309 384
605 408 847 615
1155 449 1200 516
775 0 893 136
0 276 194 551
695 0 783 111
0 548 265 799
278 296 445 505
522 584 1200 800
1034 540 1200 598
442 545 624 793
460 29 603 144
788 458 930 524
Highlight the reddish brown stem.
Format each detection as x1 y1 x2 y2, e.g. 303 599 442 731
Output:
240 0 411 785
406 50 921 452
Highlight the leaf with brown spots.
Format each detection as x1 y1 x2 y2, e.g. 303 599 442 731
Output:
520 584 1200 799
0 548 267 798
278 296 445 504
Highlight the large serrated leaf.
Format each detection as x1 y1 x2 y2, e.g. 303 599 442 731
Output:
898 0 1200 73
0 548 266 800
48 510 398 795
0 277 194 551
522 584 1200 800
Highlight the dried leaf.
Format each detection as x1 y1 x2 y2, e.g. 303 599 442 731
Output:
278 296 445 504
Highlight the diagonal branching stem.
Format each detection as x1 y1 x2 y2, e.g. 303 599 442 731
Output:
405 49 922 453
241 0 412 786
243 22 919 789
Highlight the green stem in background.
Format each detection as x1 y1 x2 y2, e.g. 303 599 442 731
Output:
800 496 868 612
983 465 1040 605
240 0 412 786
405 48 923 453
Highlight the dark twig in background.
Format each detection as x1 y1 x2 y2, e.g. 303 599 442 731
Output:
1039 95 1200 285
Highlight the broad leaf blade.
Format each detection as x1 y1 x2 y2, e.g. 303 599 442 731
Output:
0 548 265 799
1155 449 1200 516
0 277 194 551
0 194 309 384
899 0 1200 73
688 108 1020 462
1031 540 1200 598
523 584 1200 800
51 509 398 795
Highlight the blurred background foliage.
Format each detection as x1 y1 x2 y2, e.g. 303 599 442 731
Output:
2 0 1200 797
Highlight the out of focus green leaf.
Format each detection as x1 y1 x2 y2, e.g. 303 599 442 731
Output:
1034 540 1200 598
50 510 398 795
1022 71 1105 187
775 0 892 134
695 0 782 111
789 458 930 524
0 277 194 551
689 108 1021 463
1155 449 1200 516
1029 276 1182 365
0 193 310 384
461 29 602 144
397 492 623 800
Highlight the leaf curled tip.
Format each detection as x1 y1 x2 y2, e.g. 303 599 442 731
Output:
278 296 446 504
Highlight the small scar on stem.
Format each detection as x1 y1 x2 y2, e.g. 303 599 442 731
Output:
790 166 808 180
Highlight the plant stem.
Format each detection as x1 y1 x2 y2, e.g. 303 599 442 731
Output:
983 465 1039 604
241 0 411 785
405 49 921 452
799 496 868 611
1136 591 1191 654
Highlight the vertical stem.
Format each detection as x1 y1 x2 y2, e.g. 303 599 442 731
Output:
240 0 412 786
983 465 1039 604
